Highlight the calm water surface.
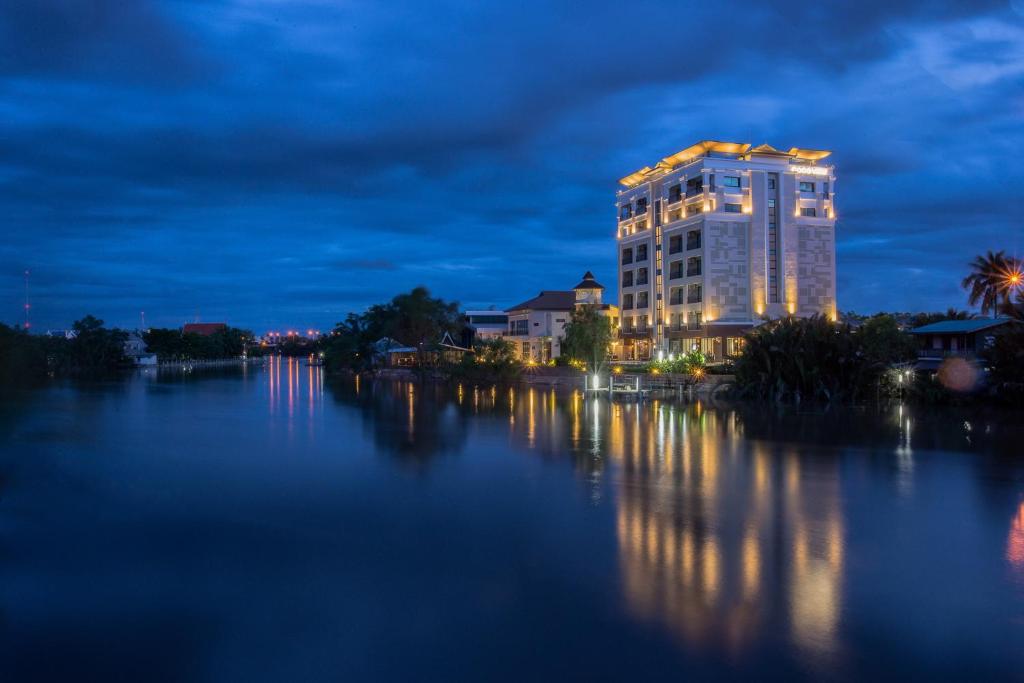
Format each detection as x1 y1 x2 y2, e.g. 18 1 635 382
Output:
2 358 1024 681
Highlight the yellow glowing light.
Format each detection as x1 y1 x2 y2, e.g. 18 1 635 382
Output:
651 368 660 375
613 366 623 374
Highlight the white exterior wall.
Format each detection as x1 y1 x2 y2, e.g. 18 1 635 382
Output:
616 147 837 357
506 309 570 362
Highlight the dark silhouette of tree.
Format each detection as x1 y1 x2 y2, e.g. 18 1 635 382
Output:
560 305 612 372
962 250 1021 317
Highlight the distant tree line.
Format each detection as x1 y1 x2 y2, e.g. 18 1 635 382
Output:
0 315 128 387
143 326 255 361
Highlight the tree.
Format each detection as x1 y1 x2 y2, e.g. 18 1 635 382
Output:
51 316 127 376
980 324 1024 404
322 288 462 372
962 250 1022 317
559 305 612 372
452 338 522 381
0 323 49 387
732 314 916 403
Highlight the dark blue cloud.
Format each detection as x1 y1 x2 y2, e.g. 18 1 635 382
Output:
2 0 1022 331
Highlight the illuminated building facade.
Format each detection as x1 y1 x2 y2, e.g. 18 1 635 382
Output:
505 271 619 363
616 141 837 361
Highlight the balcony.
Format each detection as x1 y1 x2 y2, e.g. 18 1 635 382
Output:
686 265 701 277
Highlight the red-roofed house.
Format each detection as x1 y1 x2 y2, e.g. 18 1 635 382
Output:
183 323 227 336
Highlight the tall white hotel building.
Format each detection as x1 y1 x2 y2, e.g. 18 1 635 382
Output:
614 141 837 361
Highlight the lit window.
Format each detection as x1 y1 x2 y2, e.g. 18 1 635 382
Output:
723 176 740 188
799 181 815 192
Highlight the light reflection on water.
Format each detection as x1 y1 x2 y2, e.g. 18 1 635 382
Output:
1 364 1024 680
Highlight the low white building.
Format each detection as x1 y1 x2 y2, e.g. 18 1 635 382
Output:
463 310 509 343
505 271 618 363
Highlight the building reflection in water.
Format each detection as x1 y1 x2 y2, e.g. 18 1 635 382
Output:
487 389 846 658
605 400 845 659
1009 501 1024 569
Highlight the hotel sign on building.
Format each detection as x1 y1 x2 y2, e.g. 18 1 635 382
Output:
614 140 837 361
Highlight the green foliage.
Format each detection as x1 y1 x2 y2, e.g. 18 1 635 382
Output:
323 287 462 371
559 305 612 372
981 324 1024 404
143 326 253 361
962 250 1021 317
0 323 50 387
50 316 128 376
451 338 522 382
642 351 707 376
733 314 917 403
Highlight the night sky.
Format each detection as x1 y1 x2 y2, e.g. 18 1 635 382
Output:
3 1 1023 332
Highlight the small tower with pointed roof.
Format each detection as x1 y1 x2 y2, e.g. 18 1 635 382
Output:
573 271 604 306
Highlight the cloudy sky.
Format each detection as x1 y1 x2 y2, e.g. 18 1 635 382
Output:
2 0 1023 331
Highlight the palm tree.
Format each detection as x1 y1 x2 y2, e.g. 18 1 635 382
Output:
962 250 1022 317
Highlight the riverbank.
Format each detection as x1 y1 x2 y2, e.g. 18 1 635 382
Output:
148 357 266 370
363 366 733 396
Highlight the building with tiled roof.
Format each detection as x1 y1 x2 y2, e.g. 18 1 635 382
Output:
505 272 618 363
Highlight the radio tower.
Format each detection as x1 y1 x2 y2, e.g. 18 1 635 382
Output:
23 269 31 331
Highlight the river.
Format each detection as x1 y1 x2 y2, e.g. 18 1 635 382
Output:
1 357 1023 681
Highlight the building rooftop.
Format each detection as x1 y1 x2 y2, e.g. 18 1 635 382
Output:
506 290 576 313
572 271 605 290
619 140 832 188
909 318 1017 335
